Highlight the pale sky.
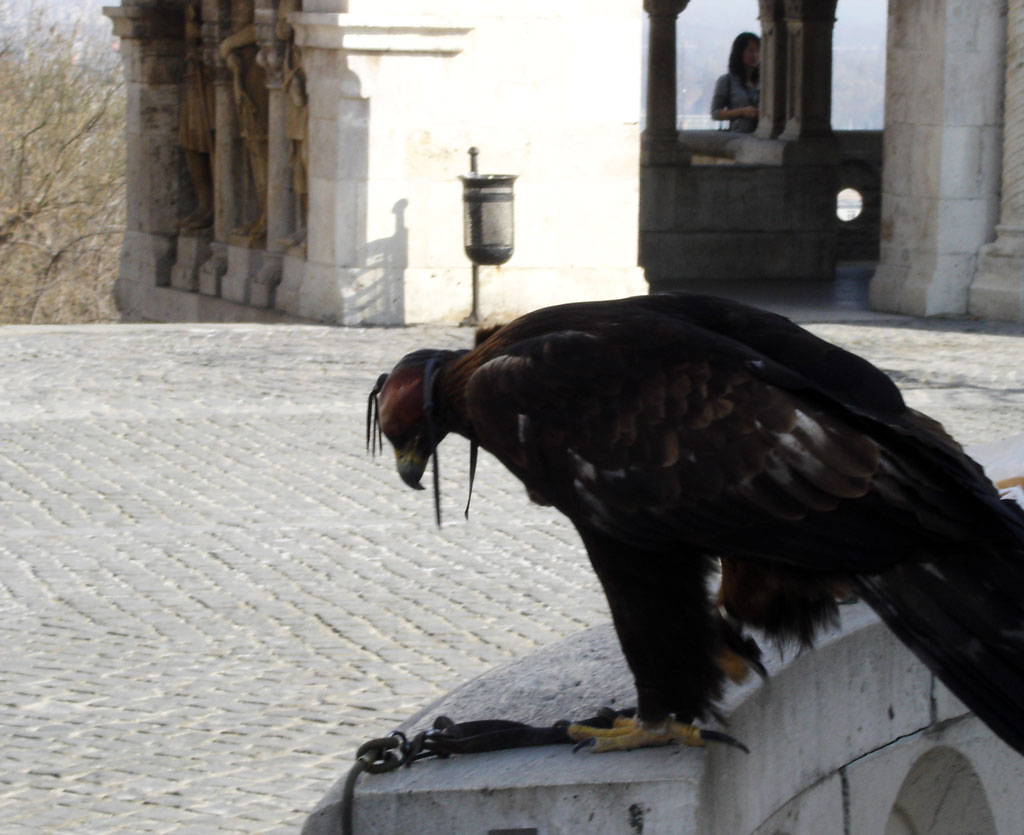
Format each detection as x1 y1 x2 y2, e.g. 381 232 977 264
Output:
682 0 887 40
681 0 887 51
7 0 888 53
12 0 889 39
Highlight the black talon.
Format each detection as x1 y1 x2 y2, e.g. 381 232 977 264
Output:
698 728 749 753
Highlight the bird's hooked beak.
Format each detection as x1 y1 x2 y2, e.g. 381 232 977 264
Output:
395 435 430 490
369 351 467 527
368 363 443 524
367 370 433 491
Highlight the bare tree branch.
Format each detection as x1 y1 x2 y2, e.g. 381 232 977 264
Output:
0 7 124 323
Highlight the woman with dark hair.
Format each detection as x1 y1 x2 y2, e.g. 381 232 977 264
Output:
710 32 761 133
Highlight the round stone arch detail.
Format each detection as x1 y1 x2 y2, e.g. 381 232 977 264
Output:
884 746 997 835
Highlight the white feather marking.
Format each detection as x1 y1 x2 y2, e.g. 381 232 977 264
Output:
517 413 529 444
763 451 795 487
775 410 831 481
569 450 598 482
570 450 630 486
574 480 611 519
793 409 829 445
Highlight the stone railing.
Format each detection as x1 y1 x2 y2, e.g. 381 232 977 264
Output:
304 603 1022 834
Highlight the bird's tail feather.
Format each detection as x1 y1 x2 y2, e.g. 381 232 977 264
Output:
855 550 1024 755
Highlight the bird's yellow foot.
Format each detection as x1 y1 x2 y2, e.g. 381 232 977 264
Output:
567 716 748 753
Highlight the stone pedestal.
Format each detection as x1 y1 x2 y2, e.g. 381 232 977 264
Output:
970 227 1024 321
170 231 212 292
274 250 306 315
223 240 264 305
304 606 1023 835
198 243 228 297
250 251 281 309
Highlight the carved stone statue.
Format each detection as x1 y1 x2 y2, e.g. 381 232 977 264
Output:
177 1 214 230
220 0 269 244
277 0 308 248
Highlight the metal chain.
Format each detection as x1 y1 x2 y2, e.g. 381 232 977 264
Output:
340 732 414 835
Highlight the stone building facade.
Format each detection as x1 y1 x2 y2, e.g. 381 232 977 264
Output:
643 0 1023 323
104 0 647 325
106 0 1024 324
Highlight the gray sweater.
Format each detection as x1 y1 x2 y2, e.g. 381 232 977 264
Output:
710 72 760 133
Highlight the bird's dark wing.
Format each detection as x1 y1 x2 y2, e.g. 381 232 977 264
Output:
457 296 1024 754
464 315 1010 574
460 296 1024 755
628 293 909 418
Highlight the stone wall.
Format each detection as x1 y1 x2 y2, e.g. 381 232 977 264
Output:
641 130 885 288
641 151 837 284
107 1 647 326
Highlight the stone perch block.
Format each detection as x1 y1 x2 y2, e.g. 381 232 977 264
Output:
304 604 1024 834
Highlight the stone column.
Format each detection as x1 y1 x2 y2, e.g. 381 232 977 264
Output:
643 0 689 150
169 1 215 293
249 0 292 309
971 0 1024 322
871 0 1005 318
219 0 270 305
779 0 838 141
197 0 240 297
104 1 185 314
755 0 787 140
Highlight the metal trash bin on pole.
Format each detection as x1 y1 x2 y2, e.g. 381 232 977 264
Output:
459 147 517 324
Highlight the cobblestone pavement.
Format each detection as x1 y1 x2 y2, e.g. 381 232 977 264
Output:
0 314 1023 833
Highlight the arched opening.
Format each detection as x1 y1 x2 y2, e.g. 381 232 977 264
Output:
884 747 996 835
837 188 863 221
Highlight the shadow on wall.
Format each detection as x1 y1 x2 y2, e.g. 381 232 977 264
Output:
884 746 997 835
343 198 409 324
294 69 409 324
